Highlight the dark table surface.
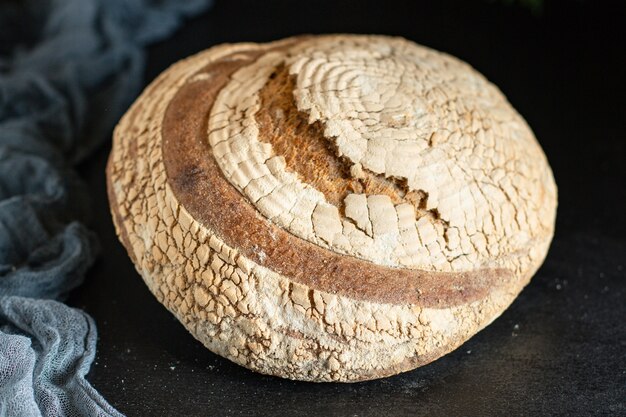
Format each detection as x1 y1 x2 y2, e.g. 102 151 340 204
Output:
70 0 626 415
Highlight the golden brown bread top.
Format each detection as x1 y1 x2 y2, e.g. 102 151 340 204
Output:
158 35 556 306
201 36 556 273
256 64 430 211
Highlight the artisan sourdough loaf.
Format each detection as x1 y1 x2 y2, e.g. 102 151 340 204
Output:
107 35 557 382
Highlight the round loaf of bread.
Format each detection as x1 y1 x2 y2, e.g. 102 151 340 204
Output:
107 35 557 382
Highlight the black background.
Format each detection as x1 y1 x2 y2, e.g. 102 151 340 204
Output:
71 0 626 415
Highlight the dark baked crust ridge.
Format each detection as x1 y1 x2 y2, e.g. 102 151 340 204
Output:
160 43 517 308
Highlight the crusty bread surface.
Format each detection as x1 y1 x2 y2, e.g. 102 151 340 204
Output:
107 35 557 382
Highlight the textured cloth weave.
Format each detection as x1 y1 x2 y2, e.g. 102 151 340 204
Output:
0 0 212 415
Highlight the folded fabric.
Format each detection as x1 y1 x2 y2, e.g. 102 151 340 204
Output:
0 298 121 417
0 0 213 415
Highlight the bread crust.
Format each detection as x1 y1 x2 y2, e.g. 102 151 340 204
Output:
107 35 556 381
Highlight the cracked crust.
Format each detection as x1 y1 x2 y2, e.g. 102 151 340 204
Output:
107 35 557 382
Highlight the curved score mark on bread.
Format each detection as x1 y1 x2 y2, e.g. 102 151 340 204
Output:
255 64 447 228
161 49 514 307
